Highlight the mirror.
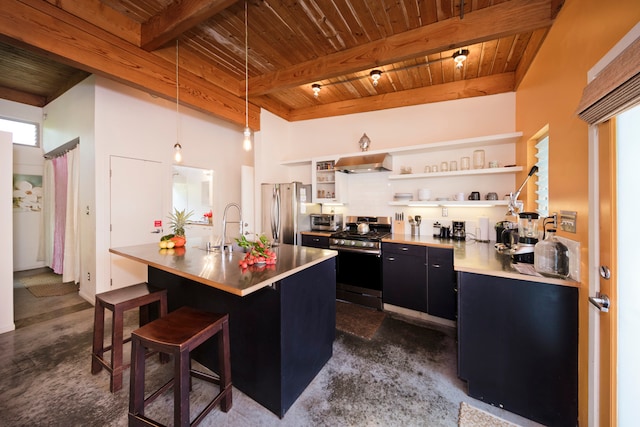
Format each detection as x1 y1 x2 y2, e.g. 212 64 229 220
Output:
172 165 214 223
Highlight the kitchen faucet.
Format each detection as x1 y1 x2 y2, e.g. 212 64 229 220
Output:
221 203 243 252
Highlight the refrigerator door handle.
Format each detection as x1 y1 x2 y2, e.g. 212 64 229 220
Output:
272 186 280 240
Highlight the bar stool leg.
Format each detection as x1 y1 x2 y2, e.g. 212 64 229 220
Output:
110 305 125 392
176 349 191 427
129 336 146 421
219 319 233 412
91 299 105 375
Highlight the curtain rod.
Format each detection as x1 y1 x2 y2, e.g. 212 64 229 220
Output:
43 137 79 159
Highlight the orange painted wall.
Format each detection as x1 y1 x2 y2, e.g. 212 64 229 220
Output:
515 0 640 425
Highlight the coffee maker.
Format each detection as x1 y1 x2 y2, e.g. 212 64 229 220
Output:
452 221 466 240
511 212 540 263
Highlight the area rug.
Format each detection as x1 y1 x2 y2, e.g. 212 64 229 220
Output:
459 402 521 427
16 272 79 298
335 300 386 340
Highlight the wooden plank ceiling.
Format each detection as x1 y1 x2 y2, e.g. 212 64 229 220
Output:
0 0 563 129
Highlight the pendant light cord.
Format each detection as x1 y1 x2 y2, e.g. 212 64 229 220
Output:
244 1 249 129
176 39 180 142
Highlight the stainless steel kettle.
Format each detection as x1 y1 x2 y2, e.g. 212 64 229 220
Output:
357 222 370 234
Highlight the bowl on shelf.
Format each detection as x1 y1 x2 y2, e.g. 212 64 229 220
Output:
418 188 431 201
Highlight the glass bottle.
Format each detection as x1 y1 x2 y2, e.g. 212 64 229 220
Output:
534 229 570 278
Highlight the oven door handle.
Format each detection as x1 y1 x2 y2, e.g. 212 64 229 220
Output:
329 246 381 256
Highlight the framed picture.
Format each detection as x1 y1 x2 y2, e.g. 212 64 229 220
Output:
13 174 43 212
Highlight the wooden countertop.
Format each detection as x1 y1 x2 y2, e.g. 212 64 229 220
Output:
383 234 578 288
110 241 337 297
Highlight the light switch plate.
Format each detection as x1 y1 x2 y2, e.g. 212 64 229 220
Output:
560 210 577 233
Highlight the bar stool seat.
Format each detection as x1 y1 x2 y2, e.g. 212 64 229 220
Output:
91 283 168 392
128 306 232 427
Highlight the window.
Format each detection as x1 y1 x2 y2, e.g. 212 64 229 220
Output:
0 117 39 147
534 135 549 217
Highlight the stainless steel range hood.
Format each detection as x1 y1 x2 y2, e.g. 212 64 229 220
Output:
334 153 392 173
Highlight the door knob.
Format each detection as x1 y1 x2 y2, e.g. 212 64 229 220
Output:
589 292 610 312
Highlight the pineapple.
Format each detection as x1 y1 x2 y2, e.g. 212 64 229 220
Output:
168 208 193 237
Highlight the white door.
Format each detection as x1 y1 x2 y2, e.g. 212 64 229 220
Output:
110 156 163 290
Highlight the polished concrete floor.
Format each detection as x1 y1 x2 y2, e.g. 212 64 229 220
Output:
3 270 542 426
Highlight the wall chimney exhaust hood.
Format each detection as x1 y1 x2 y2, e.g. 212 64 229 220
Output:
334 153 392 173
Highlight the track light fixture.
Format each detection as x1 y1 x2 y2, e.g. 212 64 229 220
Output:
370 70 382 86
309 49 470 96
453 49 469 69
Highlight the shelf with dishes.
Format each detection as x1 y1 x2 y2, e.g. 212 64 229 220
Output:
388 166 523 180
388 200 510 207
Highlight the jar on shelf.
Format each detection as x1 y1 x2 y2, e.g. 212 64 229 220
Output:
534 229 570 278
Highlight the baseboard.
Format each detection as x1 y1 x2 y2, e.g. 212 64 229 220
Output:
384 304 456 329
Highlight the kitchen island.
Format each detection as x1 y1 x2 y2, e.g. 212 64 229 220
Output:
110 242 337 418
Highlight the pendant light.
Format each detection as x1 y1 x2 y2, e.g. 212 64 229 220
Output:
173 39 183 163
242 0 252 151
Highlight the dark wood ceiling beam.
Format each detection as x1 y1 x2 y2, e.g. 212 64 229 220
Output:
0 0 258 130
141 0 239 51
248 0 556 96
286 73 516 121
0 84 46 107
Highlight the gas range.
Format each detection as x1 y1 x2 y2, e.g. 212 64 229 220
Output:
329 216 392 255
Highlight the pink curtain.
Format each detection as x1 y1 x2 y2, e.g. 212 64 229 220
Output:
51 155 68 274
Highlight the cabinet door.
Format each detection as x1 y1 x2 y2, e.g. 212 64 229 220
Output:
457 272 578 427
426 247 456 320
382 243 427 312
301 234 329 249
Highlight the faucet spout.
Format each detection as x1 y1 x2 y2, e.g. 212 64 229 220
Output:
221 203 243 252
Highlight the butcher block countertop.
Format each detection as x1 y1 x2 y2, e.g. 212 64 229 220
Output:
383 234 578 288
110 242 337 297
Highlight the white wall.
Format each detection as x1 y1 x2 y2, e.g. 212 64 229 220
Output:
39 76 252 301
91 77 250 297
255 93 518 238
42 76 96 302
0 131 15 333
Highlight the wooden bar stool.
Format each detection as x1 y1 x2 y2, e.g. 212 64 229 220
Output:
128 306 232 427
91 283 168 392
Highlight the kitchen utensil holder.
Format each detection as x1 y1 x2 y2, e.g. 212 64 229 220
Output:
393 220 405 235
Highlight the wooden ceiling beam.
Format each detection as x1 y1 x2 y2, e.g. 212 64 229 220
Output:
248 0 556 96
286 73 516 121
0 84 46 107
0 0 258 130
141 0 239 51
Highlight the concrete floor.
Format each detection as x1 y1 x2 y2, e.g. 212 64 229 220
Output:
3 271 542 426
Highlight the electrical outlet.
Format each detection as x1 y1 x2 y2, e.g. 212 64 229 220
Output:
560 210 577 233
442 207 448 217
87 272 91 281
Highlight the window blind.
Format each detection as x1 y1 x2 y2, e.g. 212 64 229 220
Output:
577 35 640 124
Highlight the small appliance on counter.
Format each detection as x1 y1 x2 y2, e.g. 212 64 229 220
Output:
534 229 570 278
452 221 466 240
310 213 343 231
432 221 442 237
511 212 540 264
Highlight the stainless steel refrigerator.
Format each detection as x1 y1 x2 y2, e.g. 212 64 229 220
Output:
261 182 321 245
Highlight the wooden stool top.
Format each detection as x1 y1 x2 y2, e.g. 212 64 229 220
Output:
96 283 165 306
132 306 228 352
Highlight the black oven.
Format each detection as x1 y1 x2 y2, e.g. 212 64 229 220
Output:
330 216 391 310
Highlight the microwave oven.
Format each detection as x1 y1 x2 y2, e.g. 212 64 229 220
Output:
310 214 343 231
